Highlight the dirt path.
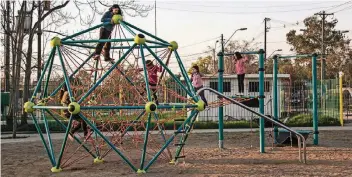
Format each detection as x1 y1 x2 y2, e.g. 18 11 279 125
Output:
2 130 352 177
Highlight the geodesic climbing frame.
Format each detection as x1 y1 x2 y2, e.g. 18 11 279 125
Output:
24 15 206 173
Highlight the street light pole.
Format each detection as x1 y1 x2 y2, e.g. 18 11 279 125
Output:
213 40 219 71
267 49 282 59
223 28 247 47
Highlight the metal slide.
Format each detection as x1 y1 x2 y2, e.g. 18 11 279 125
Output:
197 87 307 163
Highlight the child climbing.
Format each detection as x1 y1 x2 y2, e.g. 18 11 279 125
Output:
59 84 89 141
139 60 162 105
190 65 208 107
93 4 123 61
232 52 248 95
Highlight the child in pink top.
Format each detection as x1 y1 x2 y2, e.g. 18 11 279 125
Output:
190 65 208 106
232 52 248 94
139 60 162 105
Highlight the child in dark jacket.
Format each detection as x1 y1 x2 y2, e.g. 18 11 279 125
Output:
93 4 123 61
59 84 88 141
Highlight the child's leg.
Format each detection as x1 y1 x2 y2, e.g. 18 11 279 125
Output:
237 76 242 93
103 31 112 59
81 120 88 137
199 90 208 106
240 74 245 93
95 28 111 55
148 83 158 104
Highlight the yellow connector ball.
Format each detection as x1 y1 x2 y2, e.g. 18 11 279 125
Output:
196 100 205 111
68 102 80 115
93 157 104 164
169 159 176 164
112 15 123 24
137 169 146 174
145 102 157 113
51 167 62 173
50 37 61 47
168 41 178 51
134 34 146 45
24 101 35 113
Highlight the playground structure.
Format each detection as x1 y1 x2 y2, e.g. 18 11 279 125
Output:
23 15 312 174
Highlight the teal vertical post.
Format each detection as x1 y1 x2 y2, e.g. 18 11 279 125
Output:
258 49 265 153
30 114 56 166
43 51 55 97
273 55 278 143
30 48 55 102
312 53 319 145
55 115 74 169
217 51 224 149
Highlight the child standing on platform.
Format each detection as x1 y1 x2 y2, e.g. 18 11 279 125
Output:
232 52 248 95
93 4 123 61
190 65 208 107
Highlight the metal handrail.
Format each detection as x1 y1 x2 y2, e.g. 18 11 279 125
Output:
196 87 307 163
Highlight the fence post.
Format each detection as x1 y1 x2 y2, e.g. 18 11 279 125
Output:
339 72 344 126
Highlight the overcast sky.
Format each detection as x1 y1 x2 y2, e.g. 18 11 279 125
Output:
2 0 352 79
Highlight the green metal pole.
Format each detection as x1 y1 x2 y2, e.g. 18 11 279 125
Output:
120 22 136 36
145 40 170 47
79 113 137 172
45 110 96 158
144 110 198 171
259 49 265 153
218 51 224 149
92 60 100 157
61 43 95 49
312 53 319 145
30 48 55 102
152 112 172 159
273 55 278 143
174 111 198 159
174 51 197 97
139 113 152 171
42 111 56 163
62 38 134 44
62 23 106 41
50 53 94 97
143 44 196 101
43 51 55 97
140 45 152 101
30 114 56 166
56 46 74 101
78 44 137 104
122 21 169 44
138 44 153 172
55 115 74 169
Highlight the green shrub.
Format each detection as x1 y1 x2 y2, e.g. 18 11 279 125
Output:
286 114 339 127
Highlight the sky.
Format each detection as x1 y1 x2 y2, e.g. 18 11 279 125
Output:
2 0 352 80
57 0 352 73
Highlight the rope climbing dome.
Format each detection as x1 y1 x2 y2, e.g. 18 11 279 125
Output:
24 15 208 174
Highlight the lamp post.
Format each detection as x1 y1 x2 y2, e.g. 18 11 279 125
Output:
267 49 282 59
223 28 247 47
213 40 219 71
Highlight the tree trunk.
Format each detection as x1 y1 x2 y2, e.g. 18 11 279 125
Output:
9 2 26 138
21 34 34 125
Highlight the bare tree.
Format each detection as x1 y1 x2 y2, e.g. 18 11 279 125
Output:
0 0 153 136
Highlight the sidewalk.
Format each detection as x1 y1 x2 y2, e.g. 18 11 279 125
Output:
1 126 351 144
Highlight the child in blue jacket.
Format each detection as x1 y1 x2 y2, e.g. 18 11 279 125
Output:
94 4 122 61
